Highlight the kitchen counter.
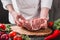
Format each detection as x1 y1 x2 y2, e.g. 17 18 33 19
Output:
30 36 44 40
10 24 60 40
10 24 49 40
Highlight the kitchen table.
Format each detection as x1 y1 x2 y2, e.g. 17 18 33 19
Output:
10 24 52 40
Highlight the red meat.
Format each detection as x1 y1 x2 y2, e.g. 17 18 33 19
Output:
22 18 45 31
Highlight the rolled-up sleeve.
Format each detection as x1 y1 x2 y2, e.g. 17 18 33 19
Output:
41 0 53 9
1 0 12 10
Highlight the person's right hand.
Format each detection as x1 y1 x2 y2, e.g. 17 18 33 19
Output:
11 11 25 26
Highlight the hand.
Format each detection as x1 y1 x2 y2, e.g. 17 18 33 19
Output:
31 18 48 30
11 11 25 26
40 12 49 29
39 18 48 29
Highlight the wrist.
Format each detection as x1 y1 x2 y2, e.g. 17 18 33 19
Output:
40 13 47 18
40 8 49 18
40 13 49 21
9 10 15 14
40 16 49 21
10 11 17 16
10 10 21 15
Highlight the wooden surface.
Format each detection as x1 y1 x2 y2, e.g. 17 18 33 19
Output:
11 26 52 36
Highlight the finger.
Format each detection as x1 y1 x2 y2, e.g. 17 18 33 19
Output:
29 19 36 30
15 21 21 26
32 19 35 27
40 21 47 29
44 23 48 29
19 19 25 26
24 21 32 30
32 19 39 30
15 20 22 27
40 21 46 29
29 19 32 26
40 24 44 29
13 14 25 26
44 20 48 29
36 19 41 29
19 15 25 20
16 16 25 26
21 17 25 20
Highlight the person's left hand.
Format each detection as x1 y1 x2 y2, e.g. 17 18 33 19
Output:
31 18 48 30
39 18 48 29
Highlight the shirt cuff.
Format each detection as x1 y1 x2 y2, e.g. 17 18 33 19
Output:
1 0 12 10
41 0 53 9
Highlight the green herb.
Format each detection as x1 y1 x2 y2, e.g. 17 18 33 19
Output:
5 25 11 33
53 19 60 30
0 28 3 31
22 34 31 40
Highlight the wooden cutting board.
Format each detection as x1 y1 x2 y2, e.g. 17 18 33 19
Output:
11 26 52 36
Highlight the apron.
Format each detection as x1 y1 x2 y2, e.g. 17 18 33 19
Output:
49 0 60 21
49 0 60 40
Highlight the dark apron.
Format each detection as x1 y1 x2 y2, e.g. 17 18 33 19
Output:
49 0 60 21
49 0 60 40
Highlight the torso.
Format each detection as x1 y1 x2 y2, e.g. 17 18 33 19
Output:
9 0 41 24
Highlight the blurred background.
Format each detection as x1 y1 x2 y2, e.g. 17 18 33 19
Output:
0 0 10 24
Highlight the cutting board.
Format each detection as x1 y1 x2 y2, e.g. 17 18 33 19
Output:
11 26 52 36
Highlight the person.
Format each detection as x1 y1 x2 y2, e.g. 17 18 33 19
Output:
1 0 53 30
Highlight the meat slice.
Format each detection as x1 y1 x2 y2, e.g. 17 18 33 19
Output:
19 18 45 31
30 18 41 30
23 20 32 30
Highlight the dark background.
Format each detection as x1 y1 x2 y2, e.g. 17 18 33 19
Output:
0 0 9 24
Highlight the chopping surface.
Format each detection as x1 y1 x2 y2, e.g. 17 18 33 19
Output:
11 26 52 36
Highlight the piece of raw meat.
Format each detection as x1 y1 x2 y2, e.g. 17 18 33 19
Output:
19 18 45 31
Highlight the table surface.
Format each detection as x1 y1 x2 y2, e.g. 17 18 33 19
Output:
30 36 44 40
9 24 45 40
9 24 60 40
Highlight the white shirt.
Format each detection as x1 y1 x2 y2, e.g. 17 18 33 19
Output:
1 0 53 24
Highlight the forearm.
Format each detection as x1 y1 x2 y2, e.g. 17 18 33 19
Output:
6 4 15 13
40 0 53 19
1 0 12 10
1 0 15 15
41 0 53 9
40 8 49 18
